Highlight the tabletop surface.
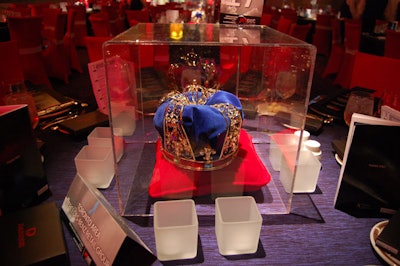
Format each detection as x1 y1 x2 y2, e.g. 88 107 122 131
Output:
37 120 388 266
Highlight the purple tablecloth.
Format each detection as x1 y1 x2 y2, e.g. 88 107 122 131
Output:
39 122 386 265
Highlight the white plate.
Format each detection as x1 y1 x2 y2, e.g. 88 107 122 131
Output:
370 220 400 266
334 153 343 166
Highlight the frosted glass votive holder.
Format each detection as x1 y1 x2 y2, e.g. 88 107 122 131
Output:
74 145 115 189
154 199 198 261
215 196 262 256
110 102 136 136
87 127 124 162
269 134 300 171
279 149 321 193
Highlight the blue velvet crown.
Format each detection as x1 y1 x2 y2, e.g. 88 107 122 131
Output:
154 84 243 171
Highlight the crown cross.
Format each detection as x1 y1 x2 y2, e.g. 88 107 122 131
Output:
200 146 216 163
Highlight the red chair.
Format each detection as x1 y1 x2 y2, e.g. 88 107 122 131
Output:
28 3 50 16
149 5 166 22
269 8 281 29
64 9 83 73
9 3 28 8
84 36 112 62
312 14 334 56
89 12 113 37
0 41 25 89
125 9 151 25
7 16 52 88
0 41 39 127
349 51 400 97
384 29 400 59
288 23 312 42
41 11 70 83
101 5 121 36
280 8 298 23
179 9 192 23
41 7 62 42
322 17 344 78
66 5 87 47
334 21 362 88
115 3 129 33
263 4 272 14
260 13 272 27
276 17 293 34
6 6 32 17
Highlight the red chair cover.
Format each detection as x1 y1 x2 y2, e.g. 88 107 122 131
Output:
312 14 334 56
101 5 121 36
42 12 70 83
322 17 344 78
7 16 52 88
384 29 400 59
276 17 293 34
9 3 28 8
125 9 151 23
334 20 362 88
0 40 25 95
28 3 50 16
263 4 272 14
179 9 192 23
66 5 87 47
288 23 312 41
269 8 281 29
6 6 32 17
128 18 139 27
260 13 272 27
89 12 113 37
219 45 254 79
64 9 83 73
280 8 298 23
148 5 166 22
41 7 62 41
349 51 400 97
84 35 134 66
148 130 271 199
84 36 112 62
220 46 238 69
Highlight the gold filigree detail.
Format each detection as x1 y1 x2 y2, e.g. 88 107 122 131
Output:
161 85 242 171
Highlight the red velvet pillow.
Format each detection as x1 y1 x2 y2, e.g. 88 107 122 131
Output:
148 129 271 199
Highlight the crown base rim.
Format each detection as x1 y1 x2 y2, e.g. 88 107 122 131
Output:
162 149 238 171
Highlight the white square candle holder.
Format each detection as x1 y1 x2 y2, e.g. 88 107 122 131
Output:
87 127 124 162
110 102 136 137
279 149 321 193
215 196 262 255
74 145 115 189
269 134 300 171
153 199 198 261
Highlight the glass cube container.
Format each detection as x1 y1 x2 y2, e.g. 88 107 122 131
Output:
103 23 316 220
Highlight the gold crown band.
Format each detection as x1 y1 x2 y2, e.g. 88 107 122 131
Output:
162 148 239 171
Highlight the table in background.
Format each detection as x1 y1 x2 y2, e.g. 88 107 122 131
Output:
360 32 386 56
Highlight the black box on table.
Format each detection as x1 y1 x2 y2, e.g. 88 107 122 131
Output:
0 201 69 266
0 105 51 214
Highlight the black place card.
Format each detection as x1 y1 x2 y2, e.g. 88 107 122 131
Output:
0 201 69 266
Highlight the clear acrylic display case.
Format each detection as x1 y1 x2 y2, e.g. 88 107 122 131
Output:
103 23 316 221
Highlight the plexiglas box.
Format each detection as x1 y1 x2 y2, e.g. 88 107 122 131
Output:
103 23 316 220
